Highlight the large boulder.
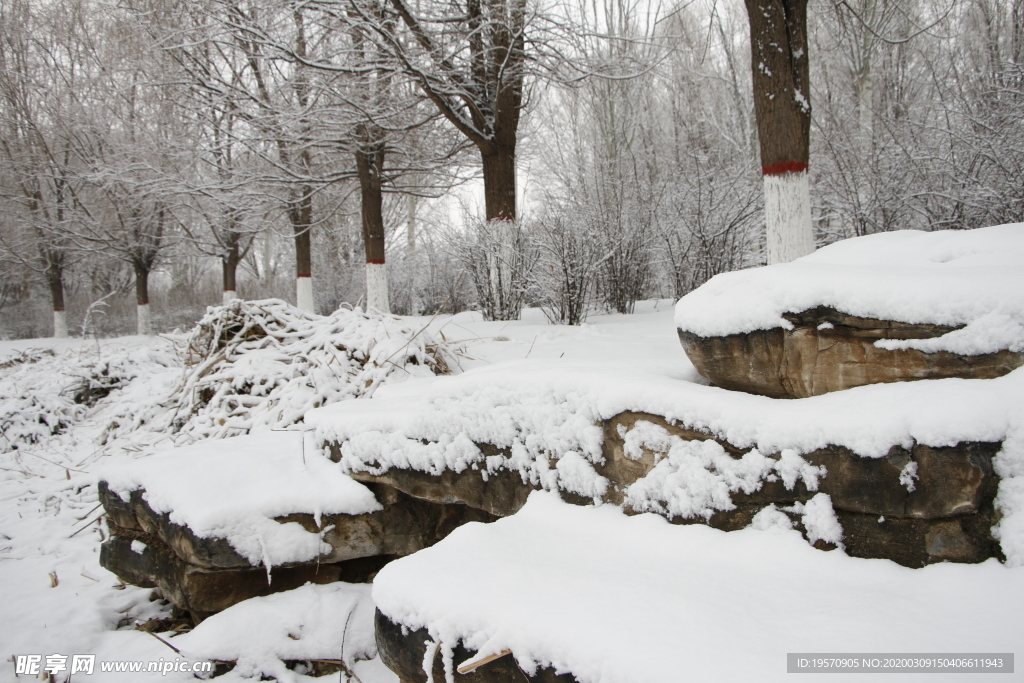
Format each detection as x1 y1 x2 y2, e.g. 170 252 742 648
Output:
674 226 1024 397
678 306 1023 398
97 432 495 618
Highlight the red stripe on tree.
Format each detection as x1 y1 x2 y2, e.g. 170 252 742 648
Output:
366 259 386 265
762 161 809 176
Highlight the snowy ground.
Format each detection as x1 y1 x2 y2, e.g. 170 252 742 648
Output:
2 297 1021 682
0 301 684 683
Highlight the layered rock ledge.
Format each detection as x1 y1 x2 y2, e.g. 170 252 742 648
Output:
97 432 494 619
679 306 1024 398
327 410 1002 568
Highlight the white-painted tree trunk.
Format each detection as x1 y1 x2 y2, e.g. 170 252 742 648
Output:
366 262 390 314
487 219 516 316
296 276 314 313
136 303 152 336
764 171 814 265
223 289 239 305
53 310 68 339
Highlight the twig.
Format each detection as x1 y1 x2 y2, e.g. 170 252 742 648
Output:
69 514 104 538
145 630 182 655
524 335 537 359
76 503 102 521
457 650 513 675
0 465 38 477
338 604 364 683
21 451 88 473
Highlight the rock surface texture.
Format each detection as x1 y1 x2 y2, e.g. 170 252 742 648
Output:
98 480 494 620
333 411 1002 569
678 306 1024 398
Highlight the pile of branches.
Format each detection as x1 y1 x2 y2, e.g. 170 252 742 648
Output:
107 299 456 444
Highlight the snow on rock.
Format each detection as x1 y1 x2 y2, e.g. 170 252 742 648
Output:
99 432 381 568
374 491 1024 683
175 582 379 681
99 298 455 447
795 493 844 547
621 425 823 521
674 224 1024 354
308 358 1024 561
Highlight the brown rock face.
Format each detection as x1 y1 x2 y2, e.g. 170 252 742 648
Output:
375 610 578 683
332 411 1002 569
99 533 370 620
98 480 495 617
678 306 1024 398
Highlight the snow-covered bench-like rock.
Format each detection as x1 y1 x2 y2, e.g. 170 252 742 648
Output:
675 225 1024 398
373 492 1024 683
98 431 493 617
309 361 1024 568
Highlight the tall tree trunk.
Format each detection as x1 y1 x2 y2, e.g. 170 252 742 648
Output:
290 186 314 313
222 242 240 304
481 142 518 319
356 134 389 314
481 143 517 222
47 261 67 339
745 0 814 264
134 261 151 336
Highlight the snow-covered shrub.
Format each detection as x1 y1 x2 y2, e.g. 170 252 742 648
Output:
1 349 89 453
0 390 83 452
0 345 179 454
103 299 456 445
68 357 142 406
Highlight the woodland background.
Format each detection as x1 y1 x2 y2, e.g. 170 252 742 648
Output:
1 0 1022 338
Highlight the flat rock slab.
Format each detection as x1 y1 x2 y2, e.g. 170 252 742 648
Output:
673 225 1024 399
375 610 577 683
99 532 384 619
678 307 1024 398
100 480 494 571
340 411 1001 567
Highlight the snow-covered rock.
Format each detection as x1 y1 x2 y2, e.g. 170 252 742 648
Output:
97 432 496 617
675 225 1024 397
373 492 1024 683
